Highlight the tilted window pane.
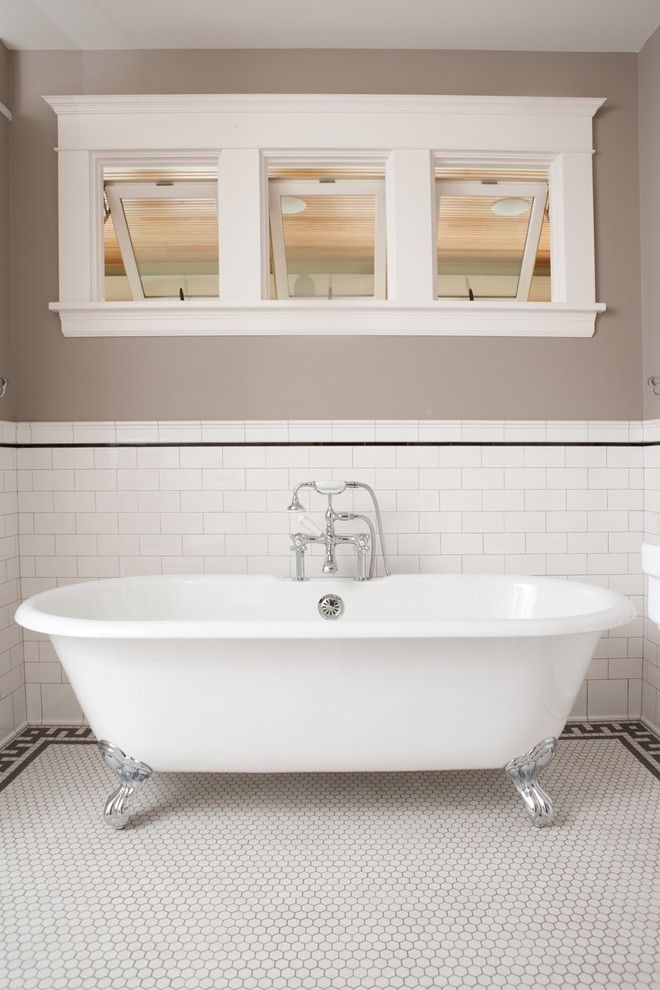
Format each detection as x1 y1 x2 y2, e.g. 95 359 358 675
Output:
437 195 533 299
103 167 219 301
120 197 218 299
435 170 550 302
530 211 551 302
103 214 131 301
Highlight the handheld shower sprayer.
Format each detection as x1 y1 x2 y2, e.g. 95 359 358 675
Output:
313 481 347 495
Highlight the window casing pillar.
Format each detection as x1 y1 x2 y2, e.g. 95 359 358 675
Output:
218 149 266 301
385 150 436 302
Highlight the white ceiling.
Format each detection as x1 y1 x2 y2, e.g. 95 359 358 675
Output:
0 0 658 53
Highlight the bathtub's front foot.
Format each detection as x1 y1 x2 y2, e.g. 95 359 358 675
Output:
504 737 557 828
98 740 153 830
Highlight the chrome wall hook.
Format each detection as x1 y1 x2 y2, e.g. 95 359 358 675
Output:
648 377 660 396
0 378 8 398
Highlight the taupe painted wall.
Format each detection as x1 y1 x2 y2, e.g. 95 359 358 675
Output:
8 49 643 422
0 43 13 421
640 28 660 419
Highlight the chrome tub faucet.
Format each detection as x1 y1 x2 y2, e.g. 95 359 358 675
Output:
287 480 390 581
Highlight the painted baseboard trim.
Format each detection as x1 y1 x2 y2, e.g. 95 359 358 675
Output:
640 714 660 736
0 719 28 750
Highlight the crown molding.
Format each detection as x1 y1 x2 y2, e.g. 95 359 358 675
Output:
43 93 607 119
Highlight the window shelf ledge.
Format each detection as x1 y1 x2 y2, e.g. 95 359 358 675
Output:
49 301 605 338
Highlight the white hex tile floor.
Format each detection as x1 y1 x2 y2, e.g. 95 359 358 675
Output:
0 723 658 990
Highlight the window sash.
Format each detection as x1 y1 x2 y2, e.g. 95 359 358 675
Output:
268 179 387 301
435 179 548 302
104 181 219 301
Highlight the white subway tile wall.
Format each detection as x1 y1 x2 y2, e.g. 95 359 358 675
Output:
643 420 660 731
14 431 646 727
13 420 647 445
0 441 24 745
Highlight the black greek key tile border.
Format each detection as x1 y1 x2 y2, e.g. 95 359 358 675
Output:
0 725 95 793
560 720 660 780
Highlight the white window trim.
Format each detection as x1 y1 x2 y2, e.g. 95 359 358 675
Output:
45 93 606 338
268 178 387 300
104 180 219 301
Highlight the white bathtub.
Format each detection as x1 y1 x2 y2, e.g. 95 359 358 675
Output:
16 573 634 828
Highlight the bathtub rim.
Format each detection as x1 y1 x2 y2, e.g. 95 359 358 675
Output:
15 573 636 641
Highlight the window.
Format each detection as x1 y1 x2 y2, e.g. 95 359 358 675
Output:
103 165 219 301
47 94 605 336
436 169 550 302
268 166 386 300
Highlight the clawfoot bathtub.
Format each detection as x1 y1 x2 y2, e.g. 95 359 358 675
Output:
16 573 634 830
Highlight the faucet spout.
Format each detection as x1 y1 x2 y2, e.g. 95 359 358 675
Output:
287 480 314 512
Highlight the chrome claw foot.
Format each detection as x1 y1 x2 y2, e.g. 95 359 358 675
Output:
98 740 152 830
504 737 557 828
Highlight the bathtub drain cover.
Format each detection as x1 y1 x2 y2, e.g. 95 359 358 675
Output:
318 594 345 619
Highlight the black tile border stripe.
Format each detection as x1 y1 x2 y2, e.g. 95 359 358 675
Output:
0 726 95 793
13 442 656 449
1 721 658 794
561 720 660 781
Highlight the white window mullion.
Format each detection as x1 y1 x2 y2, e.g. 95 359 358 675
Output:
548 152 595 305
59 150 95 303
218 150 264 302
386 150 435 303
